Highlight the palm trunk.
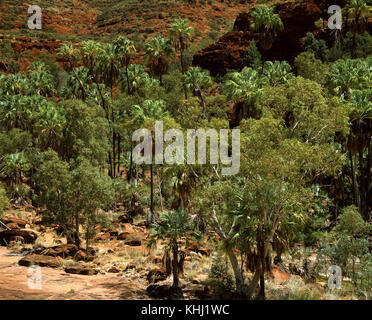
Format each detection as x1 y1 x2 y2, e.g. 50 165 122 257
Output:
117 133 121 175
350 152 360 210
172 240 179 288
128 141 133 182
150 162 154 220
125 65 131 94
75 213 80 248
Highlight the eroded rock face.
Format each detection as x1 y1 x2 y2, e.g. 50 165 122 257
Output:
193 0 324 75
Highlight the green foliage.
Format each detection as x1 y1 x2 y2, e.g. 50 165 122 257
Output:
207 253 235 299
244 40 262 71
0 184 8 218
294 51 329 85
263 60 294 86
316 206 371 291
302 33 329 62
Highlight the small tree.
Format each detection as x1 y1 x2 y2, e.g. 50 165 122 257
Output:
317 206 371 288
0 184 8 219
149 210 200 298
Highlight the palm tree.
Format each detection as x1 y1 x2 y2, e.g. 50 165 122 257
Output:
182 67 213 119
263 60 293 86
169 18 194 74
347 89 372 219
80 40 104 81
1 73 28 96
35 105 66 151
27 61 56 97
131 100 168 224
62 66 92 101
329 58 370 99
97 44 121 96
149 210 200 298
57 43 79 72
0 153 30 189
223 67 267 119
250 6 284 52
113 36 136 94
119 64 157 96
144 36 175 85
345 0 371 57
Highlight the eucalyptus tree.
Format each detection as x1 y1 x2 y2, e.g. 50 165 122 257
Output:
182 67 213 119
169 18 194 74
199 77 349 299
144 36 175 85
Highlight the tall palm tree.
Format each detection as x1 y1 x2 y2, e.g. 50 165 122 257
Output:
62 66 92 101
182 67 213 119
113 36 136 94
131 100 168 224
169 18 194 74
223 67 267 119
80 40 104 81
97 44 121 96
347 89 372 219
119 64 157 96
57 43 79 72
345 0 371 57
144 36 175 85
35 105 66 151
250 6 284 52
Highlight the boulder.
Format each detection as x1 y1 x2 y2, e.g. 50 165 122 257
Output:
18 254 60 268
0 229 37 245
146 284 172 299
64 265 98 275
124 239 142 246
1 216 28 228
186 242 211 257
95 232 111 241
146 268 168 284
41 244 79 259
117 214 134 224
107 266 121 273
271 265 291 284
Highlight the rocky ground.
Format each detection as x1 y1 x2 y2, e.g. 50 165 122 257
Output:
0 206 352 300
